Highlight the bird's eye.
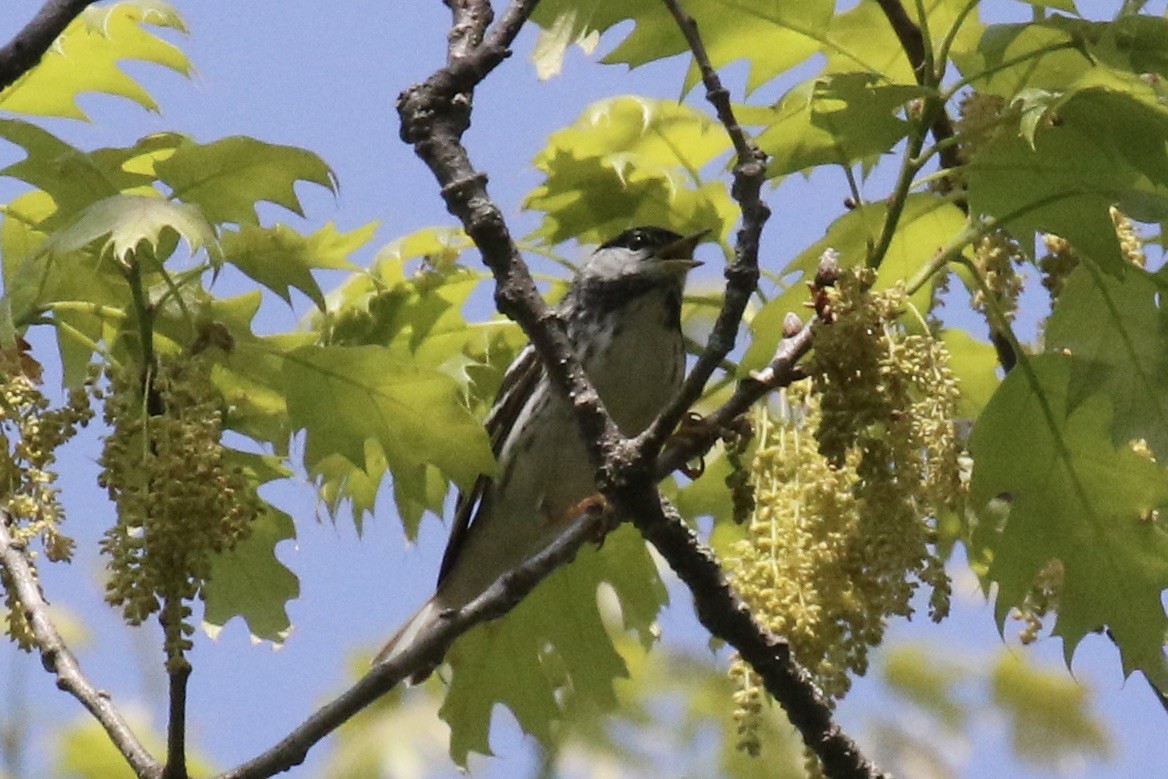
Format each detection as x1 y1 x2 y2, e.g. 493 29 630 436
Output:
627 231 647 250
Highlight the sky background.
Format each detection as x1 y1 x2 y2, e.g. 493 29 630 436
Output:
1 1 1167 777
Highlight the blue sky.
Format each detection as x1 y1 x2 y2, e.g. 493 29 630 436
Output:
1 2 1166 777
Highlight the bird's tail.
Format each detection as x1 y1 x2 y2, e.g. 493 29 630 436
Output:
372 597 444 683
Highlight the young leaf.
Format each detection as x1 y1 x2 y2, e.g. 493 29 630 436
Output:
0 1 191 120
531 0 831 93
744 74 927 177
41 194 218 266
220 221 375 309
283 345 494 490
969 355 1168 680
439 526 666 766
966 68 1168 274
525 96 734 244
202 501 300 644
1045 264 1168 461
154 135 336 226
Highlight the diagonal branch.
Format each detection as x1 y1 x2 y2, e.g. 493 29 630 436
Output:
873 0 962 176
0 0 99 93
221 321 822 779
635 0 770 458
396 0 620 459
0 517 161 778
616 490 886 779
217 505 613 779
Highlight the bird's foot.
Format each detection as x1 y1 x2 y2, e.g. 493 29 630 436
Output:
670 411 721 478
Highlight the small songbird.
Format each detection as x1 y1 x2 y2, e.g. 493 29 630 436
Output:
374 226 706 673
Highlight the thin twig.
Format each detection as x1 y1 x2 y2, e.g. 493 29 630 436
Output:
637 0 770 458
873 0 962 175
0 517 161 778
0 0 98 92
396 0 620 459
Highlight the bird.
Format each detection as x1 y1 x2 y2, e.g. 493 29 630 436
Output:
373 226 706 675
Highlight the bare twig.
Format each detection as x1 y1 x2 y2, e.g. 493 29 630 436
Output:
0 0 99 92
396 0 620 459
217 507 612 779
636 0 770 458
873 0 962 175
0 517 160 778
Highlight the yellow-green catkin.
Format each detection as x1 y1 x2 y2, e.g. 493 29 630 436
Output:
970 229 1025 323
727 269 961 761
1038 234 1079 302
1110 207 1146 268
0 348 94 650
955 91 1009 163
98 356 259 670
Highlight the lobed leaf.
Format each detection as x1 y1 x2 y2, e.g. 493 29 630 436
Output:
439 525 667 766
1045 263 1168 461
202 497 300 645
966 67 1168 274
0 1 190 120
969 355 1168 680
525 96 734 244
283 345 494 491
154 135 336 226
220 220 375 309
530 0 831 93
743 74 927 178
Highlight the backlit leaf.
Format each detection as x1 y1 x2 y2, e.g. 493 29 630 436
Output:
0 1 190 120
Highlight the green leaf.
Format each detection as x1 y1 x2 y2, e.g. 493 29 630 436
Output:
1045 263 1168 461
990 651 1112 766
202 497 300 644
967 67 1168 274
283 345 494 489
939 327 1001 417
55 713 213 778
0 120 155 229
531 0 831 93
439 525 667 766
221 221 374 309
745 74 926 177
742 194 966 371
0 1 190 120
525 96 734 244
826 0 984 83
969 355 1168 679
154 135 336 226
41 193 217 265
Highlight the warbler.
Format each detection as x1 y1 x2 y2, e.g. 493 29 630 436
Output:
374 226 706 672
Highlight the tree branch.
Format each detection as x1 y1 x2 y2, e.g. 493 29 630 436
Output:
396 0 620 461
0 0 99 93
221 320 824 778
617 491 886 779
217 506 613 779
635 0 770 457
873 0 962 175
0 517 161 778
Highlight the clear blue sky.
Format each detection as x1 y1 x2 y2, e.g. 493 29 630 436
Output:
1 2 1165 777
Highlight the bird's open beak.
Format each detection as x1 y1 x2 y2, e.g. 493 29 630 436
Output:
653 229 709 273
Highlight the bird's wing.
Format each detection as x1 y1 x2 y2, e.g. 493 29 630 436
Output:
436 342 544 586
